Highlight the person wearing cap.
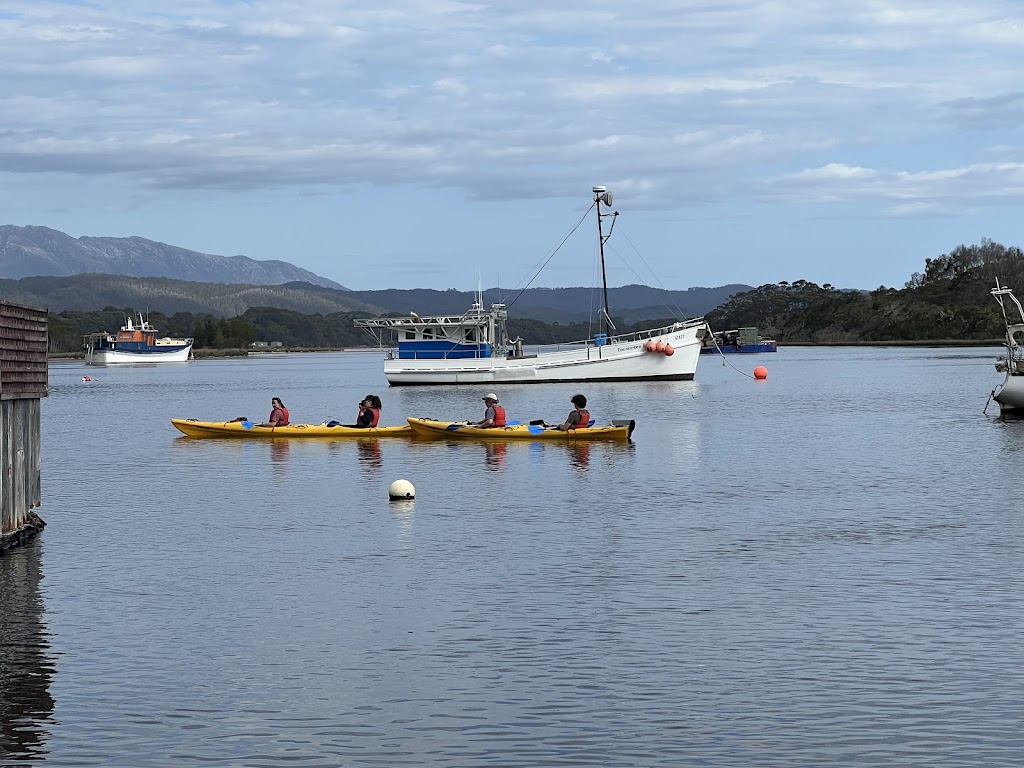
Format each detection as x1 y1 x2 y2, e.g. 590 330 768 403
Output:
556 393 590 431
473 393 506 428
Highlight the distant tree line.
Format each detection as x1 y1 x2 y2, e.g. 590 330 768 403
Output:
707 239 1023 343
44 239 1024 352
49 305 686 353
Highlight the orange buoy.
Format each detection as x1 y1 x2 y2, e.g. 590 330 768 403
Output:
644 340 657 352
654 341 666 353
753 365 768 380
663 344 674 356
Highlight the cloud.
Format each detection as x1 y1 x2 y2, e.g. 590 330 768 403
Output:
2 0 1024 214
771 160 1024 216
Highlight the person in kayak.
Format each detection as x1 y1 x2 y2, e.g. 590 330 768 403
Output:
557 394 590 431
352 395 381 428
260 396 290 427
473 393 506 428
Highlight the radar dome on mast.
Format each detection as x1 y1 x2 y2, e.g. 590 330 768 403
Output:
592 186 613 206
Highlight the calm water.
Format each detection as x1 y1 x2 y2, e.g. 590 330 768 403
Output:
3 347 1024 767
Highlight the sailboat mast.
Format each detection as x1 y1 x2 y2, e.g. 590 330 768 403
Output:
594 186 612 335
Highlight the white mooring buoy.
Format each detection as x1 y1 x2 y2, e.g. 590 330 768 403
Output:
389 479 415 500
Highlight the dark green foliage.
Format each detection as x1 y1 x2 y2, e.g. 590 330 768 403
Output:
708 239 1018 343
35 239 1024 351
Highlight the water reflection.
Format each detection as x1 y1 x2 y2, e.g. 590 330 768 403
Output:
269 439 290 479
484 441 507 471
356 439 383 473
0 542 55 762
404 436 633 474
389 498 416 544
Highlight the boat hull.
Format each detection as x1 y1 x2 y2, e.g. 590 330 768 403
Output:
701 342 777 354
407 417 634 441
172 419 414 438
383 326 703 385
89 343 193 364
994 374 1024 413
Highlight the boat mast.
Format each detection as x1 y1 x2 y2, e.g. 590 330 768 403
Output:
993 278 1024 358
593 186 615 335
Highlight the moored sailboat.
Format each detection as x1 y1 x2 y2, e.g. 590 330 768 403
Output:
990 281 1024 414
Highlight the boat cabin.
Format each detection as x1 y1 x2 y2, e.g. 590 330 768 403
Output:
116 316 157 345
357 302 508 360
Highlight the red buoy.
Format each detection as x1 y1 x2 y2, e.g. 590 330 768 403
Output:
663 344 674 356
645 340 657 352
654 341 666 353
753 365 768 380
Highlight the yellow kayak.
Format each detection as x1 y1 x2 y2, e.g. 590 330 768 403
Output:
172 419 414 438
406 417 635 441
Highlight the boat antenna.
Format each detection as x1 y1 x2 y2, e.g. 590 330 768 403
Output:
594 186 617 334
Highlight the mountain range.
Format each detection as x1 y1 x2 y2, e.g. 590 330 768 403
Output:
0 225 346 289
0 225 750 321
0 274 746 322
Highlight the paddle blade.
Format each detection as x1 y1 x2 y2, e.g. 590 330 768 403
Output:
528 424 545 435
241 420 254 429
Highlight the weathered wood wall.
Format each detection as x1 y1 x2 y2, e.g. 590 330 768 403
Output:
0 301 48 551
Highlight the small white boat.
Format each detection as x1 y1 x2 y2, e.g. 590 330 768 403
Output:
355 187 709 386
85 314 193 365
990 281 1024 413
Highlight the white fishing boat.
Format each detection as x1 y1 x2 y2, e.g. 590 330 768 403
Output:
355 187 709 386
990 281 1024 413
84 314 193 365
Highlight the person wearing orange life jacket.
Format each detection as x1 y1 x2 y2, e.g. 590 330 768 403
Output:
557 393 590 431
352 394 382 428
473 393 506 428
260 396 290 427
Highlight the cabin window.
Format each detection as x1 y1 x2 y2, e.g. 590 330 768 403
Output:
466 329 476 343
404 331 416 340
423 328 434 339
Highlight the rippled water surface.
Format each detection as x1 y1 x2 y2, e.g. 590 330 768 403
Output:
4 347 1024 766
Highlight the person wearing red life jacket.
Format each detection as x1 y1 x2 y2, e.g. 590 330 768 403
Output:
557 393 590 431
353 394 382 428
473 393 506 428
261 396 290 427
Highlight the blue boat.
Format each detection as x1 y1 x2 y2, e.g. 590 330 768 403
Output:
701 327 777 354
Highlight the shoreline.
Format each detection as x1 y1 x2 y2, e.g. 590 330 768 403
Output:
49 339 1003 361
49 346 381 361
778 339 1002 348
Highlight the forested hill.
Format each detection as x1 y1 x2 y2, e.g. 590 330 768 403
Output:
708 239 1023 342
33 239 1024 352
0 274 746 321
0 274 379 316
343 284 747 323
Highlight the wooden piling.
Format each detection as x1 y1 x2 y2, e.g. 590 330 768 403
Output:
0 301 48 553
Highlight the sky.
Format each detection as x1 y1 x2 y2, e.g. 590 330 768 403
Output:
2 1 1023 292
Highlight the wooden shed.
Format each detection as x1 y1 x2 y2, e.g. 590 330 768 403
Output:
0 300 48 553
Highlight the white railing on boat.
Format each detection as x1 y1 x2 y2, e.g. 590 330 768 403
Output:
380 318 706 360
